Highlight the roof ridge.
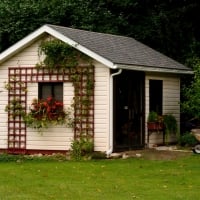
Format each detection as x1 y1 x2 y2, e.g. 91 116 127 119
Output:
46 24 134 40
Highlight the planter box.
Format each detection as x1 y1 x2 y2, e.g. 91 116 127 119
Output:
147 122 164 131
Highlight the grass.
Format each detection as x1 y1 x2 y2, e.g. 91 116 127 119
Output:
0 153 200 200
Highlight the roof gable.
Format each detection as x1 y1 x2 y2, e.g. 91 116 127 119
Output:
0 24 193 74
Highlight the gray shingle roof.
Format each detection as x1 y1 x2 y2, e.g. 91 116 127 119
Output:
47 24 191 72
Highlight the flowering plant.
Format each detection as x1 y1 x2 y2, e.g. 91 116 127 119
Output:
24 96 72 131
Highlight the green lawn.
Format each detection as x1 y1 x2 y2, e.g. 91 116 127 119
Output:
0 154 199 200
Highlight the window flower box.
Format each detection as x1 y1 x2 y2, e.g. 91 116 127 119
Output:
23 96 72 131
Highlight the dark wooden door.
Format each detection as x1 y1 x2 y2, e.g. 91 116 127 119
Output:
113 70 145 150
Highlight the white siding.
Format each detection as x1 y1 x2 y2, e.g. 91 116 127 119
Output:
0 34 182 152
0 66 10 149
94 61 110 152
0 37 110 152
26 82 74 150
0 38 75 151
0 40 41 150
145 73 180 147
2 40 42 67
0 39 42 151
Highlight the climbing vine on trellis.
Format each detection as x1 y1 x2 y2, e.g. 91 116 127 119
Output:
5 39 94 153
4 78 27 119
36 39 92 69
36 39 94 141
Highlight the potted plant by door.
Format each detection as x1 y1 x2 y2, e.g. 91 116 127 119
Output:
147 111 164 131
163 114 178 143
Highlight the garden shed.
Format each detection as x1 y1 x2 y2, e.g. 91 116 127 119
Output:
0 24 193 155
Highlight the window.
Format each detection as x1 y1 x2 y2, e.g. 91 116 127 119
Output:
149 80 163 115
38 82 63 102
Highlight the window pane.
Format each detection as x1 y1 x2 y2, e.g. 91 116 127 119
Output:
38 82 63 102
40 83 51 100
149 80 163 115
54 83 63 101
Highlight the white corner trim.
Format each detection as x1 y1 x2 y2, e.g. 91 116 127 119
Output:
107 69 122 157
0 25 116 69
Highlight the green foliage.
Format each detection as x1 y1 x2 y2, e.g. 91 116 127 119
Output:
163 114 178 135
163 114 178 144
70 137 94 160
0 0 199 65
181 58 200 119
37 39 91 69
147 111 158 122
36 39 94 139
90 151 106 159
0 153 67 162
179 132 198 147
23 97 73 131
5 98 25 119
0 0 74 51
70 139 82 160
0 153 24 162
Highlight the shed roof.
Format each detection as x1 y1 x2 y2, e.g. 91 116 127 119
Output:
0 24 193 74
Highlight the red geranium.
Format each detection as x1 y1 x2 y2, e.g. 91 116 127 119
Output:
24 96 73 131
30 96 65 121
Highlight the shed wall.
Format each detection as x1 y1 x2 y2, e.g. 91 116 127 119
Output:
93 61 110 152
0 36 182 152
26 82 74 150
0 38 110 152
145 73 180 147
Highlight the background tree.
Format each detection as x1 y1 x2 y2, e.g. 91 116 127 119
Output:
1 0 200 125
1 0 200 64
181 57 200 119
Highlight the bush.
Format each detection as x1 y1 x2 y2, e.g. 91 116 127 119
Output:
91 152 106 159
179 132 198 147
0 153 24 162
70 138 94 160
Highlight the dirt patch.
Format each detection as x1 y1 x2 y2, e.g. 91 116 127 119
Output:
123 148 192 160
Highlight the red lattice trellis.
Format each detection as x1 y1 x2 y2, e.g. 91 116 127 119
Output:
7 66 94 154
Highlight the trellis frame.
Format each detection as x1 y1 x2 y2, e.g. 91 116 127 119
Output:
7 66 94 154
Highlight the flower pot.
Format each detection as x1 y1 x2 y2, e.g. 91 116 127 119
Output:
147 122 163 131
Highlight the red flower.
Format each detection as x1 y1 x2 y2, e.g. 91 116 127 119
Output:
46 96 52 102
29 96 65 122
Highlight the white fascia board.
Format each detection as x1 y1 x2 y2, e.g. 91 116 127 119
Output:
0 25 48 63
117 64 194 75
45 27 117 69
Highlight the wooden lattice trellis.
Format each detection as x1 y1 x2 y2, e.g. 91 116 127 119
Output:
7 66 94 154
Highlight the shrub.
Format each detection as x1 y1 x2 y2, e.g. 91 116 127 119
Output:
179 132 198 147
70 138 94 160
91 152 106 159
